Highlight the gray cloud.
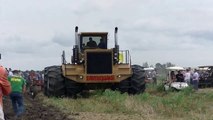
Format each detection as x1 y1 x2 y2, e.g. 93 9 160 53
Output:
184 30 213 41
0 36 36 54
1 0 213 70
52 34 74 47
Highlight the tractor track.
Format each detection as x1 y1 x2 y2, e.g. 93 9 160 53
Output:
3 93 74 120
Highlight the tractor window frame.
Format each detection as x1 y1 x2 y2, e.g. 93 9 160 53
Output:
79 34 108 51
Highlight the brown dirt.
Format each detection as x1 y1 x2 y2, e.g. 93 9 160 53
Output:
3 93 74 120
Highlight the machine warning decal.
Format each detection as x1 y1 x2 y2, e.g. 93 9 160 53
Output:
86 75 115 81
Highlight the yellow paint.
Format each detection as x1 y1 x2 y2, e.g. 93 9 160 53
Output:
119 53 124 63
11 78 21 82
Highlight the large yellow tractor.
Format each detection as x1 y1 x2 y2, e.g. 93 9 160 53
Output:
43 27 146 97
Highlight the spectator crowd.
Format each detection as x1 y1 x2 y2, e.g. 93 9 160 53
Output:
0 66 44 120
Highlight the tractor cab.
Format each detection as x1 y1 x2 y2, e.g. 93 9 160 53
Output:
79 32 108 51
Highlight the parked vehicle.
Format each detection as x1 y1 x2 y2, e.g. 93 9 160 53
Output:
164 66 189 91
198 66 213 88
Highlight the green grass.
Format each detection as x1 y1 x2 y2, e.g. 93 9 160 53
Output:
40 87 213 120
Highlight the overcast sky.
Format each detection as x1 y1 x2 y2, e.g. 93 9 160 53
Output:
1 0 213 70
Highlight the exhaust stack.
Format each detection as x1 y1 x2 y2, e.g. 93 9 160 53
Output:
75 26 78 46
114 27 118 46
73 26 79 64
114 27 119 64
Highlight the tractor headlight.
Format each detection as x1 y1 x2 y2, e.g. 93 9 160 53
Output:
117 75 121 78
79 75 83 79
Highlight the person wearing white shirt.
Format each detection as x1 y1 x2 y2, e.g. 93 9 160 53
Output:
192 69 199 90
184 69 191 85
8 68 13 77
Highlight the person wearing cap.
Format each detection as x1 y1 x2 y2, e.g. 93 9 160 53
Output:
8 70 26 118
0 65 11 120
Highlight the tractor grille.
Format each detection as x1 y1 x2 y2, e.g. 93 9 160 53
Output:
86 52 112 74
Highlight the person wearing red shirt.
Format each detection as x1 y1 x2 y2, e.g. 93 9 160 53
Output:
0 65 11 120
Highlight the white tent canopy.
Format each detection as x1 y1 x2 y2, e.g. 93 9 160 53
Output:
144 67 155 71
166 66 185 70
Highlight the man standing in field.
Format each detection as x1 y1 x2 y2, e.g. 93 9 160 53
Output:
184 69 191 85
8 70 26 118
152 70 157 85
0 65 11 120
192 69 199 90
8 68 13 77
